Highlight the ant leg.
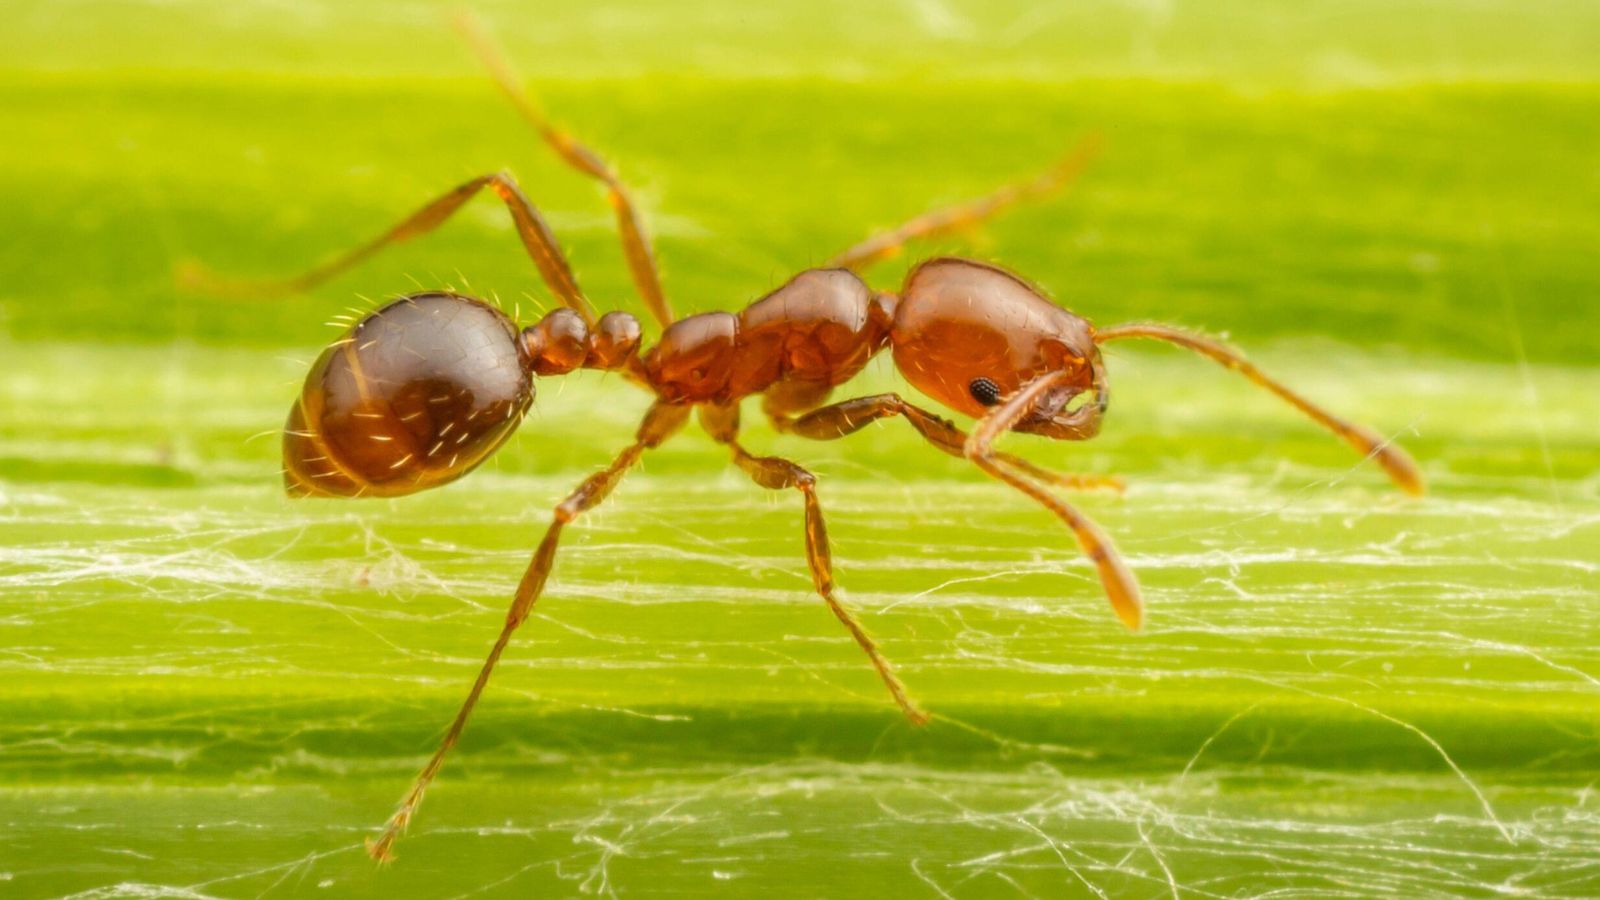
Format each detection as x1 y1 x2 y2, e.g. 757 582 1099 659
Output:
771 389 1135 626
367 400 688 863
775 393 1123 493
827 133 1103 272
698 404 929 725
964 373 1143 630
1094 324 1424 495
456 13 673 328
183 172 599 326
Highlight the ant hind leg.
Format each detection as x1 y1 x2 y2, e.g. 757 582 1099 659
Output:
455 12 674 327
366 401 688 863
181 171 599 326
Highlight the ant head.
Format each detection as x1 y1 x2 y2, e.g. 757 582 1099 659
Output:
889 258 1106 439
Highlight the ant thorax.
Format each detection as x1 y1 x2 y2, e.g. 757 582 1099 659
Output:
641 268 891 404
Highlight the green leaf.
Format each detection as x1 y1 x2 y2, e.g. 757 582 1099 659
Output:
3 1 1598 895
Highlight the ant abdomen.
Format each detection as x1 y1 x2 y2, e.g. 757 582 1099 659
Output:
284 292 534 497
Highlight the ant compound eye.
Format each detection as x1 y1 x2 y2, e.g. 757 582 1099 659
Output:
968 377 1003 407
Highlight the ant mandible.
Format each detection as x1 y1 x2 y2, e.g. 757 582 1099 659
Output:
200 16 1424 862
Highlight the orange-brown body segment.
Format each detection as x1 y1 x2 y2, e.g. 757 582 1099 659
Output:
285 292 534 497
641 267 891 405
893 258 1105 439
287 260 1127 501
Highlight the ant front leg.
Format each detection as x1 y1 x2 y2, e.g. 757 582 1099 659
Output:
366 400 688 863
774 393 1123 493
182 171 599 325
698 403 929 726
775 390 1136 626
965 373 1143 630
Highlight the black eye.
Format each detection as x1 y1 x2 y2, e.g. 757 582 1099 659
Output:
968 377 1002 406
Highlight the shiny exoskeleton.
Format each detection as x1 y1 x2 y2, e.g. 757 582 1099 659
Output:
217 14 1426 863
287 260 1120 498
285 292 535 497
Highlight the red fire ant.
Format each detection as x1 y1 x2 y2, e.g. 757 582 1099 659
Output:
197 17 1424 862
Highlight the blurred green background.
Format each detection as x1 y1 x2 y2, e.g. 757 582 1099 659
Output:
2 1 1597 896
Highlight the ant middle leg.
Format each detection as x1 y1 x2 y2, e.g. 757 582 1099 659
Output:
366 400 688 863
827 133 1103 272
773 392 1123 493
456 13 673 328
697 403 929 726
183 171 599 325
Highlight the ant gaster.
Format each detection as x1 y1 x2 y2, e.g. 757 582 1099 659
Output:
195 16 1425 862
